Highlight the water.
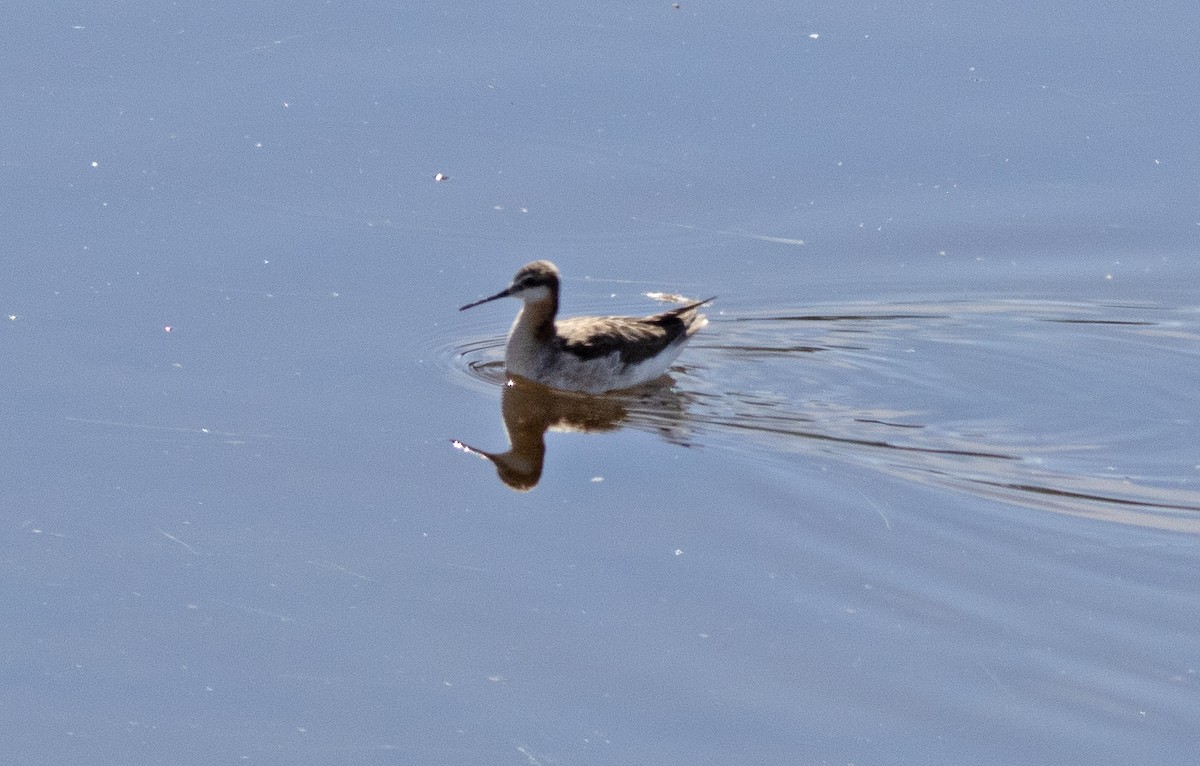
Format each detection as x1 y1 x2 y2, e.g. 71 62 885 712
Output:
4 2 1199 764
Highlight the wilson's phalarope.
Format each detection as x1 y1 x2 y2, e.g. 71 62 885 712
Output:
460 260 713 394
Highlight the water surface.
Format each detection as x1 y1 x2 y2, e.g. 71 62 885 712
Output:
4 2 1199 764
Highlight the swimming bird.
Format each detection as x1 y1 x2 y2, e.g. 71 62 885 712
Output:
460 260 713 394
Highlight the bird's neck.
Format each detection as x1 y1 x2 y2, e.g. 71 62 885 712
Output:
506 297 558 379
510 297 558 344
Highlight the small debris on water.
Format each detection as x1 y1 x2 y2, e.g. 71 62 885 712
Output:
434 172 449 182
646 291 690 304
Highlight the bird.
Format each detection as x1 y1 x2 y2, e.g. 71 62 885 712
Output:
460 260 713 394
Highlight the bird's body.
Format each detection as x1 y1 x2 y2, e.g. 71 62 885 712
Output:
460 261 711 394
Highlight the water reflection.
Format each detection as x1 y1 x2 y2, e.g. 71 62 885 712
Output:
453 374 696 490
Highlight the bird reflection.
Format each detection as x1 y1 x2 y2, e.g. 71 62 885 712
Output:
453 374 694 490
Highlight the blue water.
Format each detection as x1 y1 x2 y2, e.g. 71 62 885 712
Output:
4 2 1199 764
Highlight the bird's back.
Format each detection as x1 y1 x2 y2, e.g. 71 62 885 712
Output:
555 298 711 365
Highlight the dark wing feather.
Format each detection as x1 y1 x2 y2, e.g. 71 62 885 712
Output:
555 298 714 365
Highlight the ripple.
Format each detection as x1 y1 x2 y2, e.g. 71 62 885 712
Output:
450 298 1200 531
